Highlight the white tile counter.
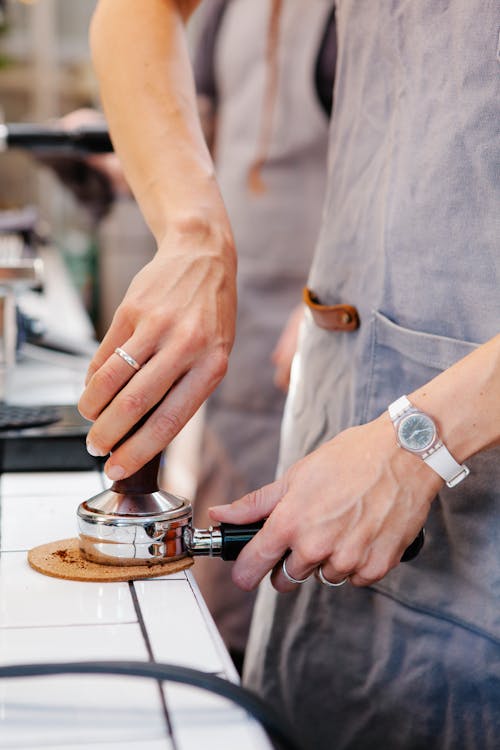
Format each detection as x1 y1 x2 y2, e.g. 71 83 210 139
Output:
0 467 273 750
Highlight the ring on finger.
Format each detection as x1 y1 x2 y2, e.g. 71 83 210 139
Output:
282 556 310 585
114 347 141 372
316 565 348 588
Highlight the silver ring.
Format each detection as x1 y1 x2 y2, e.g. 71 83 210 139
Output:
114 347 141 372
316 566 347 588
282 556 309 585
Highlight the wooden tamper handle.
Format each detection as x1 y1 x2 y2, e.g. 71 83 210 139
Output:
111 452 162 495
108 409 162 495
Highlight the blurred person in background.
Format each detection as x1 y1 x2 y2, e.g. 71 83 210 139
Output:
43 0 336 673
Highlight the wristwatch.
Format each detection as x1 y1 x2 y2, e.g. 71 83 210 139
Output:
388 395 470 488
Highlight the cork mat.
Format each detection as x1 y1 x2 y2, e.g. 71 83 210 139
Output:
28 537 193 582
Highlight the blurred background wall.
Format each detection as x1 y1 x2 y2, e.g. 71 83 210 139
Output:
0 1 98 213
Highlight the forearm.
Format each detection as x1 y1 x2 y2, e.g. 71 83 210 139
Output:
388 333 500 464
90 0 230 251
78 0 237 478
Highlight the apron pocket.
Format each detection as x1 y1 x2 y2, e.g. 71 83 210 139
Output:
363 311 480 423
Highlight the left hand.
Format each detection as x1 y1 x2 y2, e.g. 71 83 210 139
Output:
209 413 441 592
59 109 130 196
78 215 236 480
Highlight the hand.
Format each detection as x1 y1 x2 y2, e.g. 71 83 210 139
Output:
271 303 304 392
209 413 441 591
59 109 130 196
78 217 237 480
37 109 128 220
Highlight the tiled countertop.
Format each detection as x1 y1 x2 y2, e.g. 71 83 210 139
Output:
0 470 272 750
0 258 273 749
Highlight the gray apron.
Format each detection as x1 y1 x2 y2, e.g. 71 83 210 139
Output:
193 0 333 653
245 1 500 747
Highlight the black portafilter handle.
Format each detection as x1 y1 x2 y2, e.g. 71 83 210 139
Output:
0 123 113 154
400 527 425 562
218 521 266 561
217 522 425 563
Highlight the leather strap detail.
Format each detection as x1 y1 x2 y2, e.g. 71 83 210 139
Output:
303 287 359 332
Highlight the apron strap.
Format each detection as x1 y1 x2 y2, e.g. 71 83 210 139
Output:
303 287 359 331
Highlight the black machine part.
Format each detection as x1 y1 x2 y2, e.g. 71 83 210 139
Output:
0 123 112 154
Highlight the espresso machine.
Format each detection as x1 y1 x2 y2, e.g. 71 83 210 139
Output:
0 123 114 470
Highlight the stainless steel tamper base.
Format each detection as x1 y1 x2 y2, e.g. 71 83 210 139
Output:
77 488 193 566
76 448 228 567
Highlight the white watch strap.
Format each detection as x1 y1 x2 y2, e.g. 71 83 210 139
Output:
388 395 411 421
424 444 470 488
388 395 470 488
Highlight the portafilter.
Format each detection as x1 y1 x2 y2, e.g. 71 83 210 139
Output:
77 450 264 565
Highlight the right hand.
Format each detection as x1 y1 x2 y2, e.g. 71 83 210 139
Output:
38 108 127 220
78 215 237 480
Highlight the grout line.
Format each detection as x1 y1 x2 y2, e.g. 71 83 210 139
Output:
131 574 235 676
0 474 3 552
128 581 178 750
184 571 240 683
0 620 139 631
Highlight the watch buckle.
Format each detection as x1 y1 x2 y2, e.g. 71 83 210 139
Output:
446 465 470 488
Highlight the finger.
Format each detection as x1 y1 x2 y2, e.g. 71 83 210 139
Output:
315 562 353 587
209 478 286 525
80 348 144 422
269 518 368 593
84 318 134 386
229 504 293 591
80 331 156 420
84 351 178 456
348 572 372 587
348 535 401 587
270 553 316 593
103 357 223 480
85 331 128 387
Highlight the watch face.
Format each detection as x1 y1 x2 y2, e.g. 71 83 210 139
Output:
398 413 436 452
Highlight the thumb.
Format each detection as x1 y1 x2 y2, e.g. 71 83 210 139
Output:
209 477 286 525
